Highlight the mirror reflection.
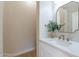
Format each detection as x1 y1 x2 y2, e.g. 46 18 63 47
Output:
57 1 79 33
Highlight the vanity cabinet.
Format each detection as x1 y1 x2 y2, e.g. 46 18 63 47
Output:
39 40 72 57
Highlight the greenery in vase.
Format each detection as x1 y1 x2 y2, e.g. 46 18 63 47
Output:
45 20 64 32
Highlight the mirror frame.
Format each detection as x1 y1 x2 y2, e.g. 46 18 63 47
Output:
56 1 79 33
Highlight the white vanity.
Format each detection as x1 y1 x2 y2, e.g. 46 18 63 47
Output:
39 38 79 57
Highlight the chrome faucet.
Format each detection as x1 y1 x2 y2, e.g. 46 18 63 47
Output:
59 35 65 40
59 35 70 41
66 38 70 41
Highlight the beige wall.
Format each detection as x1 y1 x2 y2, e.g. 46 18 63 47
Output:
3 1 36 56
0 2 4 56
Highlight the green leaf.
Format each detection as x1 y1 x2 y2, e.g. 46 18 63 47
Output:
45 20 64 32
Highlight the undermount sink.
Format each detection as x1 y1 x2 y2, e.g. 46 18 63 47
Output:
56 39 72 47
46 38 72 47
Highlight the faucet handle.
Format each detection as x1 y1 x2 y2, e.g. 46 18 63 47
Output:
66 38 70 41
58 35 65 40
59 36 61 39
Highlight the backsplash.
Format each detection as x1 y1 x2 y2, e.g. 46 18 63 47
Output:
59 30 79 42
70 30 79 42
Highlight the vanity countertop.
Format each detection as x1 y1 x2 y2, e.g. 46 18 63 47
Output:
39 38 79 57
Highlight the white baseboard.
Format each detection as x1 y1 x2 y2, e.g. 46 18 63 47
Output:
4 48 35 57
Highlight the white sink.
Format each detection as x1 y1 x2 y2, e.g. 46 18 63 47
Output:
45 38 71 47
56 39 72 47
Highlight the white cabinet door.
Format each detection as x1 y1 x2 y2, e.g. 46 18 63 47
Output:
39 41 73 57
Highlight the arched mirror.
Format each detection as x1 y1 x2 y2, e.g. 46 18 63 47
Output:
57 1 79 33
